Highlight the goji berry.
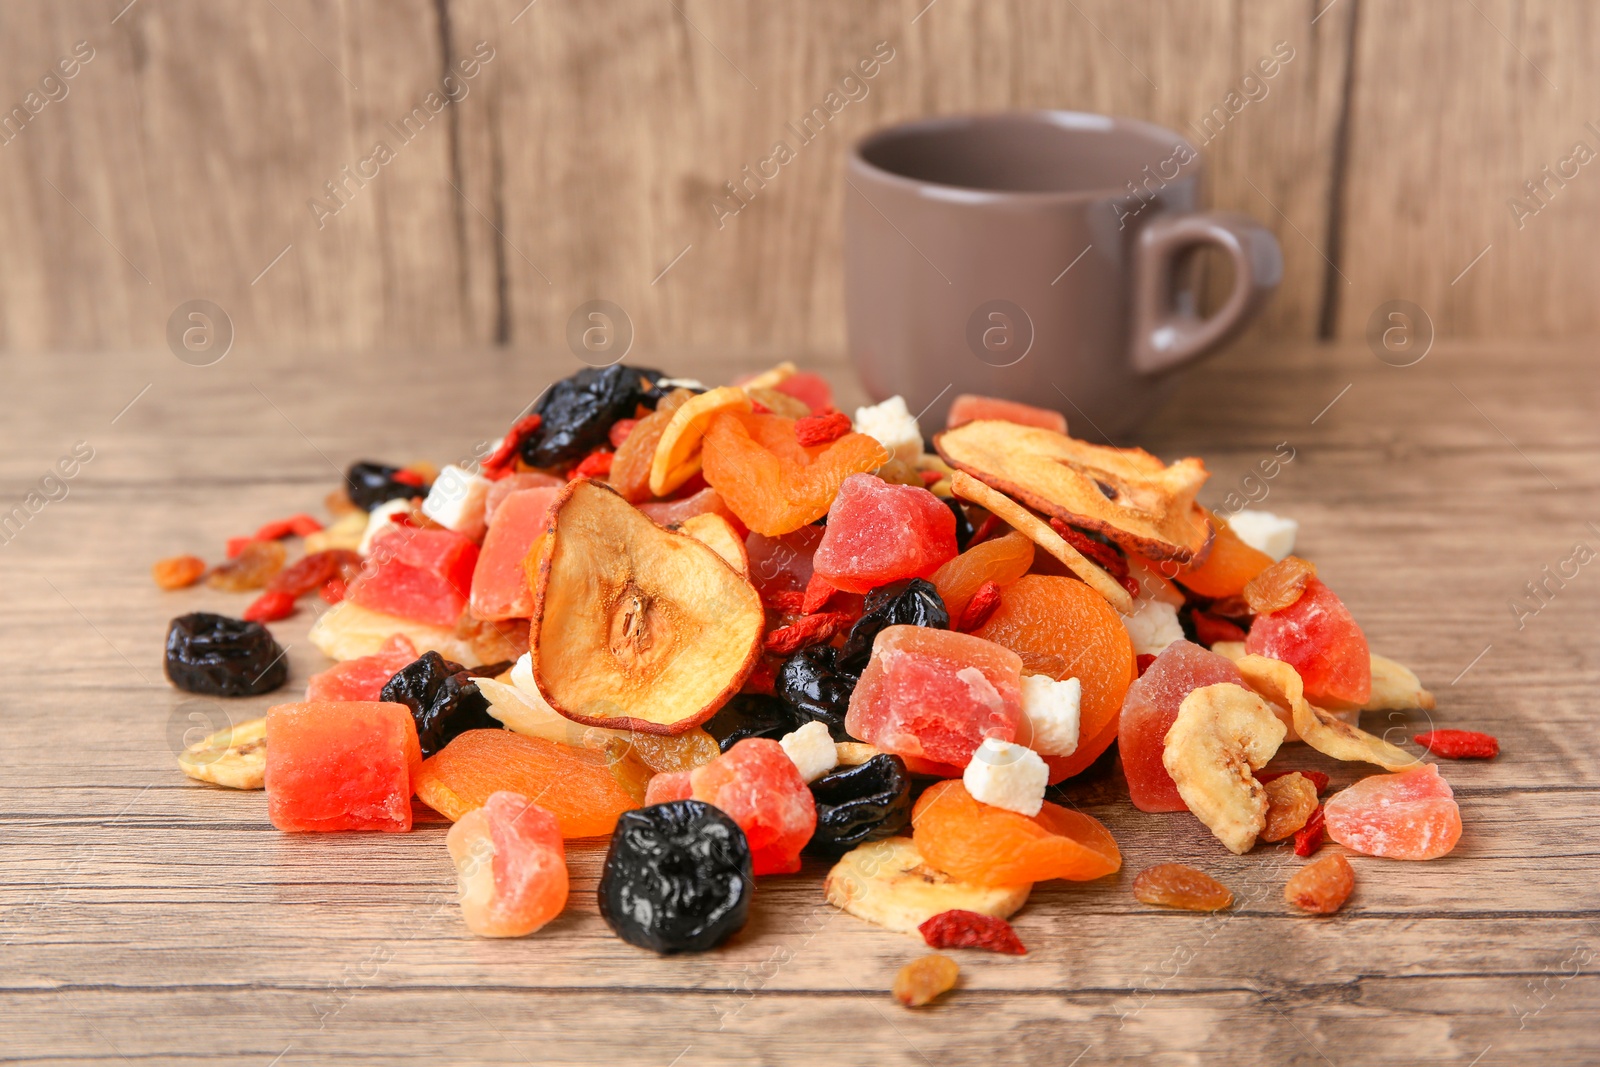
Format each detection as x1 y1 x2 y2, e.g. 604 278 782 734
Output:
1191 609 1247 646
1258 768 1330 794
749 399 773 415
801 573 835 614
1293 806 1326 857
742 658 776 695
225 536 257 559
764 589 807 613
391 469 426 488
268 548 364 599
956 581 1002 632
1414 729 1498 759
763 611 853 655
1048 518 1128 578
608 418 639 449
794 410 853 447
1119 573 1141 598
918 909 1026 955
481 413 542 479
968 512 1003 546
1136 653 1158 676
254 513 324 541
321 576 349 604
242 589 297 623
919 470 943 488
570 449 614 479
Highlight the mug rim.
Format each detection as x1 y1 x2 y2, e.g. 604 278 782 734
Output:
848 109 1200 203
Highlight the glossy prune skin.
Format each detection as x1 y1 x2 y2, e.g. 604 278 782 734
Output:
942 496 975 551
523 364 665 468
704 694 803 753
379 651 497 758
345 461 425 512
164 613 288 697
599 800 753 954
806 754 911 855
774 646 855 740
836 578 950 674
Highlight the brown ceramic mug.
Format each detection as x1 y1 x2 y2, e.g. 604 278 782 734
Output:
844 111 1282 440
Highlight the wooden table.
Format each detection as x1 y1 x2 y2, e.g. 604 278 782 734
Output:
4 340 1596 1066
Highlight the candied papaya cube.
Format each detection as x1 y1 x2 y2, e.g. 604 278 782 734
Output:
844 625 1025 769
447 790 569 937
688 738 816 876
1117 640 1246 813
1246 576 1371 708
813 474 958 594
468 487 558 621
1323 764 1461 860
348 526 479 627
265 701 422 833
304 633 418 702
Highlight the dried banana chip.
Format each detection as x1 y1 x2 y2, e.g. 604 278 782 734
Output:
1163 682 1286 854
824 836 1030 935
177 717 267 790
1365 654 1437 712
1235 654 1420 772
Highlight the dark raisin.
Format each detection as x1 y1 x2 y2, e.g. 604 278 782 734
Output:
805 754 911 855
836 578 949 674
164 613 289 697
942 496 975 551
345 461 426 512
379 651 498 758
523 364 665 468
598 800 753 953
774 645 856 740
703 693 803 753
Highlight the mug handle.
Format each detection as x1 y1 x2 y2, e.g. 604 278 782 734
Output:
1130 212 1283 375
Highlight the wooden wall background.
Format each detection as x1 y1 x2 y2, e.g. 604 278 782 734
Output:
0 0 1595 355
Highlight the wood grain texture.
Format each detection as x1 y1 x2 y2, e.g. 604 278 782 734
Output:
1 340 1597 1064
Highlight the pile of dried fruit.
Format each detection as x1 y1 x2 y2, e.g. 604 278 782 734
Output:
157 362 1497 1004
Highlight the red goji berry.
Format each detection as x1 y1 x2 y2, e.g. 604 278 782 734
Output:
571 450 614 479
957 581 1003 632
391 469 426 488
919 470 943 488
917 910 1026 955
763 612 853 655
1191 609 1248 646
1293 806 1326 857
749 399 773 415
1048 518 1128 578
968 512 1003 546
481 413 543 479
1257 768 1330 794
763 589 808 614
225 536 257 559
321 576 349 604
801 573 835 614
1119 573 1142 598
289 514 323 537
794 410 852 447
1414 729 1499 759
254 512 324 541
268 548 364 598
608 418 639 449
742 658 776 695
1136 653 1158 676
242 589 297 623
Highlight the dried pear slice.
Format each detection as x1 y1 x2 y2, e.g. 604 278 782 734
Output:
177 717 267 790
676 513 748 576
529 479 764 735
1163 682 1286 854
1235 654 1420 772
649 386 753 497
1365 653 1437 712
950 471 1133 613
824 837 1031 935
935 420 1212 561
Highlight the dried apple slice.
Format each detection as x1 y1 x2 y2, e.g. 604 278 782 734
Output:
676 513 749 576
935 420 1212 561
529 479 764 734
1235 654 1420 772
649 386 753 497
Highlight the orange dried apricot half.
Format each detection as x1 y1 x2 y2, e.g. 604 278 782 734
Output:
702 410 887 535
911 780 1120 887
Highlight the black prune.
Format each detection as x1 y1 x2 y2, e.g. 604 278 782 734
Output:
164 613 289 697
598 800 753 954
379 651 498 758
703 693 802 753
345 461 426 512
523 364 665 468
942 495 975 551
836 578 950 674
774 645 855 740
805 754 911 855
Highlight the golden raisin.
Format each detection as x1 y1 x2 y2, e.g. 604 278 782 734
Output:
1131 863 1233 912
1284 852 1355 914
622 728 721 774
152 555 207 590
892 954 959 1008
205 540 286 592
1261 772 1319 842
1242 555 1318 615
325 488 362 516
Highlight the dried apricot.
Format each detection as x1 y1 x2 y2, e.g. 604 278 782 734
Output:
650 386 753 497
970 575 1134 782
892 954 959 1007
702 410 887 535
1132 863 1233 912
206 540 286 591
1173 514 1274 599
415 729 644 838
1261 772 1319 841
1242 555 1318 615
152 555 207 590
1284 852 1355 914
929 532 1035 619
911 779 1120 887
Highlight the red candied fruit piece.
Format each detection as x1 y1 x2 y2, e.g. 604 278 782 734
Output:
772 371 833 414
1294 806 1326 856
918 909 1027 955
1246 576 1372 708
1191 610 1248 647
946 394 1067 433
349 525 480 627
255 513 324 541
1118 640 1246 813
745 524 824 598
447 790 568 937
242 589 297 623
644 770 694 806
571 449 614 479
469 487 558 622
1413 729 1498 759
688 738 816 876
608 418 639 449
1135 653 1157 676
794 410 853 447
813 474 957 595
305 633 419 702
484 471 564 524
1323 764 1461 860
265 700 421 832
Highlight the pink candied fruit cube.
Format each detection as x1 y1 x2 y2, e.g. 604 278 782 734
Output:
304 633 418 702
689 739 816 876
1118 640 1245 813
348 525 479 627
468 487 558 621
484 471 563 524
265 701 422 832
644 770 694 806
1324 763 1462 860
447 790 569 937
844 624 1024 769
745 525 824 598
812 474 957 595
1246 576 1372 708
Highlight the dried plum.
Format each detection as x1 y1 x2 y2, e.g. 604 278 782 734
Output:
345 461 426 512
523 364 665 468
836 578 949 674
379 651 498 758
805 753 911 855
598 800 753 953
774 645 856 740
943 496 975 551
164 612 288 697
704 693 802 752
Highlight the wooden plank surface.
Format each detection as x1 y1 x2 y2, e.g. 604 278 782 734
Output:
2 339 1597 1065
